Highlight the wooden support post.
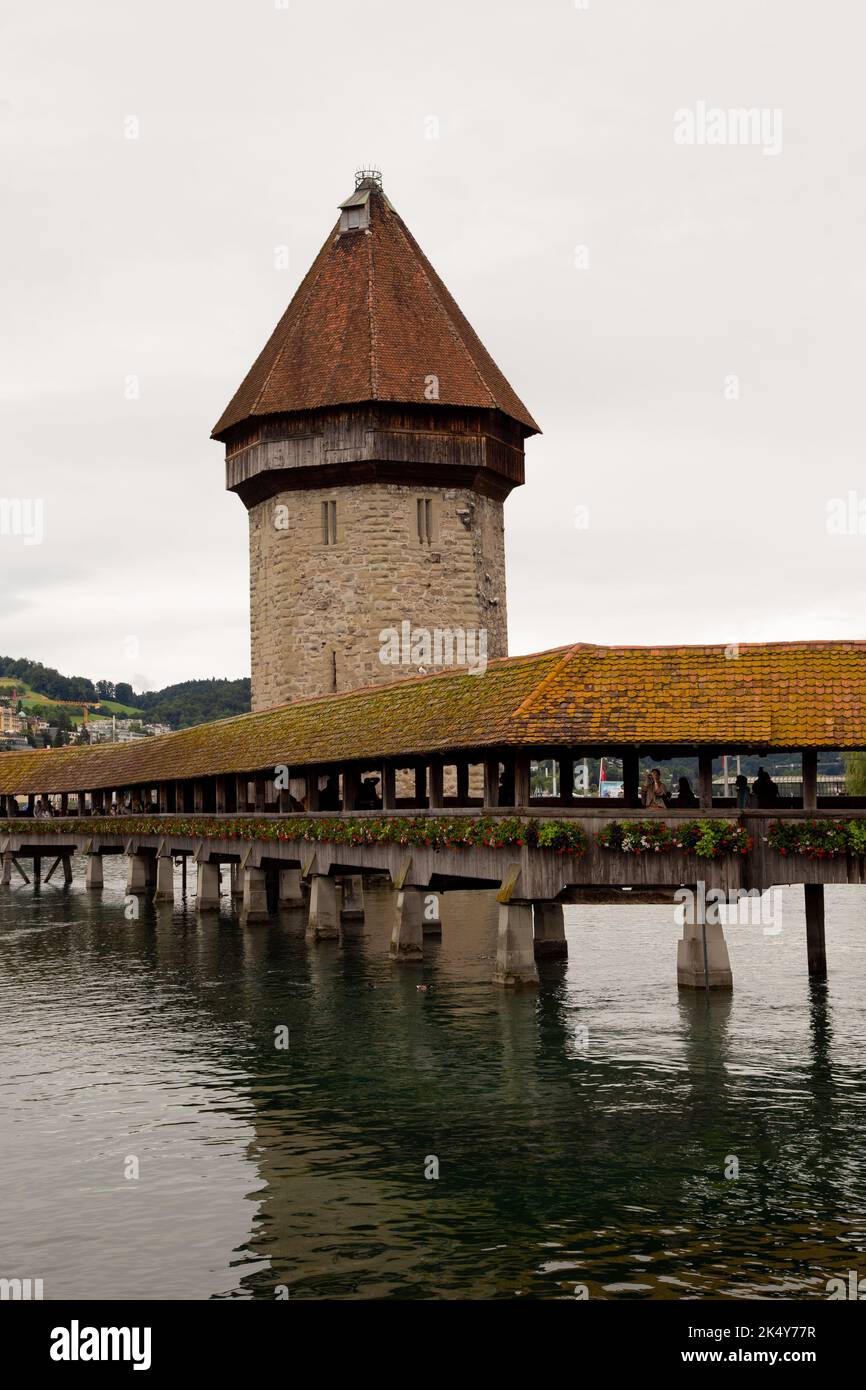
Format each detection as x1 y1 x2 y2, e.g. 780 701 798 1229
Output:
305 771 320 813
805 884 827 980
78 791 87 816
622 750 640 809
414 766 427 808
234 775 248 813
484 756 500 809
428 759 444 810
254 776 266 814
60 793 69 816
802 750 818 811
514 752 531 807
456 761 470 805
343 767 360 813
559 756 575 806
698 751 714 810
382 763 396 811
193 781 205 814
215 777 227 814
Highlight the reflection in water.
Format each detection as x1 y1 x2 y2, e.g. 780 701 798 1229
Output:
1 861 865 1300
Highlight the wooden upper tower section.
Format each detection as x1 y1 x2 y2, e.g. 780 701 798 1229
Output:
212 171 539 508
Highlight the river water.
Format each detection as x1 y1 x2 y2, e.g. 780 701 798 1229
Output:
1 861 864 1301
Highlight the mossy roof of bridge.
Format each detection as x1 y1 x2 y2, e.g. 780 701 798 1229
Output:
1 640 864 794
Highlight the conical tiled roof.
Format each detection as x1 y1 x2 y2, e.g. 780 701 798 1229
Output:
212 176 539 439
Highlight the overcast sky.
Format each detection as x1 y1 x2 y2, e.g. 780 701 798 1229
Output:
1 0 864 692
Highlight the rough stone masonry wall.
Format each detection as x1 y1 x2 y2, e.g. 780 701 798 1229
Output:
249 481 509 710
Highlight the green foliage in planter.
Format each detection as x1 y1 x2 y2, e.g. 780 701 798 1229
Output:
768 819 866 859
597 819 751 859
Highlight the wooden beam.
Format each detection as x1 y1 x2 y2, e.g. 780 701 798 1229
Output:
559 756 575 806
456 760 469 805
698 751 714 809
428 759 444 810
343 767 360 813
414 766 427 807
802 749 818 810
382 763 396 811
805 884 827 979
484 755 500 808
622 750 640 809
514 752 531 807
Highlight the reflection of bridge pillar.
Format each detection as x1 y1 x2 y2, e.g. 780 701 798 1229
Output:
533 901 567 959
196 860 221 912
493 901 538 985
307 875 340 940
422 891 442 936
339 875 364 923
126 852 150 895
154 854 174 904
278 868 304 906
241 866 270 924
677 917 733 990
389 888 424 962
85 854 103 890
1 851 12 887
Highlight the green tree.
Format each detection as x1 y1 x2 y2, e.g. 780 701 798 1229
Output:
845 753 866 794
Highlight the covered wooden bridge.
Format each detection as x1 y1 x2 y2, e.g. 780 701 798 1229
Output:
1 639 865 989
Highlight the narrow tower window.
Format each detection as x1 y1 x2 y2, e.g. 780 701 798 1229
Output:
322 500 337 545
417 497 433 544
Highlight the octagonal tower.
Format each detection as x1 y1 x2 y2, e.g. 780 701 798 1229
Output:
213 170 539 712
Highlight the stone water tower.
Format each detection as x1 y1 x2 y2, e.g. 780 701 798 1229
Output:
212 170 539 712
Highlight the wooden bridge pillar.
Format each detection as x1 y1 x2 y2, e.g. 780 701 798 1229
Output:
389 887 424 962
154 853 174 903
276 867 303 906
805 883 827 979
308 875 340 939
85 853 103 890
533 901 567 959
428 759 444 810
493 900 538 986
